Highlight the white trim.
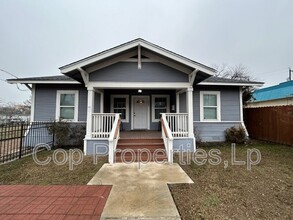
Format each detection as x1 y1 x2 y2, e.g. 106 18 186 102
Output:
30 84 36 122
55 90 79 122
198 82 264 87
78 68 89 85
88 82 190 89
85 50 137 73
95 89 104 113
186 87 194 137
141 50 191 74
176 93 180 113
86 89 94 138
200 91 221 122
194 121 242 123
239 87 243 122
110 95 129 123
122 58 157 62
7 80 80 84
138 44 142 69
152 95 170 122
60 41 139 72
140 41 215 75
131 96 150 130
189 69 198 85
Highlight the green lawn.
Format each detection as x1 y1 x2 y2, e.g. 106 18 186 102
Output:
170 140 293 219
0 150 106 185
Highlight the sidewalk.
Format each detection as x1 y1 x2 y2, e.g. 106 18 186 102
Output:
88 162 193 219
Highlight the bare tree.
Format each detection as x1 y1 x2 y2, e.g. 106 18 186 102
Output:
213 64 256 104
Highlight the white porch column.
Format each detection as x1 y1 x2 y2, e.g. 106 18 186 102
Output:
186 86 194 138
86 88 95 139
176 92 180 113
100 92 104 113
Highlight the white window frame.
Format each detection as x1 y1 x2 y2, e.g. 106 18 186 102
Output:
200 91 221 122
110 95 129 123
56 90 79 122
152 95 170 122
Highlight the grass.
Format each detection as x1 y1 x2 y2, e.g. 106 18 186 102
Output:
169 140 293 220
0 149 106 185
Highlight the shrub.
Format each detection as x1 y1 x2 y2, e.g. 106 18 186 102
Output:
47 121 70 147
48 121 86 148
225 125 247 143
69 124 86 148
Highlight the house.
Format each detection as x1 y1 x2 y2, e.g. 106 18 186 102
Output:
246 80 293 108
7 39 263 163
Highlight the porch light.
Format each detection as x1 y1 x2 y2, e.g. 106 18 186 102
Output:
138 89 142 93
136 99 145 104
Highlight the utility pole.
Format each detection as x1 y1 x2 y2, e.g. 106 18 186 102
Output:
289 67 293 81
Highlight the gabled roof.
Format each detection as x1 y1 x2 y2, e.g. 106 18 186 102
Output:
252 80 293 101
59 38 216 75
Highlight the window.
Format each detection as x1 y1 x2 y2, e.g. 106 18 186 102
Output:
56 90 79 121
111 95 129 122
152 95 170 122
200 91 221 121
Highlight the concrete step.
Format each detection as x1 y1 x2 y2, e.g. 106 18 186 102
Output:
118 138 163 144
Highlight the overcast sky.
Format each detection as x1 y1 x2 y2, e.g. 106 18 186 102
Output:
0 0 292 104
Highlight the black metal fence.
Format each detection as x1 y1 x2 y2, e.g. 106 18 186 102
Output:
0 121 54 164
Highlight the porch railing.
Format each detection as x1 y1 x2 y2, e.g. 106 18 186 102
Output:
91 113 121 164
91 113 116 138
165 113 189 137
161 114 173 163
108 114 121 164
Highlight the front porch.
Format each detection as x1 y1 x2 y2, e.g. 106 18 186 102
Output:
84 111 195 164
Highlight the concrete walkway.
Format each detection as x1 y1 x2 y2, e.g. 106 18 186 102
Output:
88 162 193 220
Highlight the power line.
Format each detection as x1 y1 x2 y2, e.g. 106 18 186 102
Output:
0 68 18 79
0 68 29 92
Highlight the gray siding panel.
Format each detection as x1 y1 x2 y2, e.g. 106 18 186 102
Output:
193 85 241 122
173 138 195 152
34 84 89 121
89 62 189 82
195 122 242 142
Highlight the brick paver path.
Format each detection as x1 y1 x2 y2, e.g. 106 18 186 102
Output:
0 185 112 219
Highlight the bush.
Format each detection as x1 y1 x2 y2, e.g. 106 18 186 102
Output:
48 121 86 148
47 121 70 147
69 124 86 148
225 125 247 143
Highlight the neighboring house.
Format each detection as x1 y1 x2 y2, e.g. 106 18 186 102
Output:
7 39 262 163
247 80 293 108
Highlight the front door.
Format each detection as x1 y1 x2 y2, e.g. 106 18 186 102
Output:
133 96 149 130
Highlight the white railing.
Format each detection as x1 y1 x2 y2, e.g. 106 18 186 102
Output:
108 114 121 164
161 114 173 163
91 113 116 138
165 113 189 138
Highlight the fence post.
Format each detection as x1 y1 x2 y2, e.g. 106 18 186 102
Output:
19 123 24 159
52 121 55 148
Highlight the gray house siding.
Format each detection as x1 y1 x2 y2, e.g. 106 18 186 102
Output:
193 85 241 121
34 84 88 121
192 85 242 142
89 62 189 82
194 122 242 142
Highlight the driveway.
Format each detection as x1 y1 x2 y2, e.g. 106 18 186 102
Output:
88 162 193 219
0 185 111 219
